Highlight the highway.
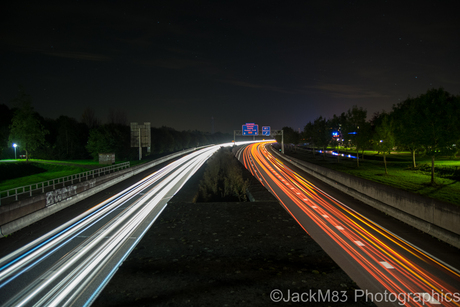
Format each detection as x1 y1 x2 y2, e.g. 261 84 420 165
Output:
237 142 460 306
0 142 259 307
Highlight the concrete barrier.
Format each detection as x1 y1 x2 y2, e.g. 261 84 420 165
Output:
273 149 460 249
0 147 204 237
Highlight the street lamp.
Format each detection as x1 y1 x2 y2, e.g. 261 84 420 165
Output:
13 143 17 159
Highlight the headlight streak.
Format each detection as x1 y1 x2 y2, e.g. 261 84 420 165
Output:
241 143 460 307
41 159 200 303
0 165 175 288
0 147 211 280
0 142 268 306
82 202 169 307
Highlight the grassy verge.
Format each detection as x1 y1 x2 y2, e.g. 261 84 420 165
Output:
25 159 101 166
0 162 90 193
0 152 178 195
0 158 133 194
288 148 460 206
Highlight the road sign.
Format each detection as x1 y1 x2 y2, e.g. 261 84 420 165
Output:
131 122 151 160
130 122 151 148
262 126 270 136
242 123 259 135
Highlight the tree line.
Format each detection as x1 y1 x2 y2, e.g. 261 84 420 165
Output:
1 89 232 162
275 88 460 184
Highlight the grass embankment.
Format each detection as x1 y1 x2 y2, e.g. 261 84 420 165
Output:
0 155 161 195
288 148 460 206
0 161 92 193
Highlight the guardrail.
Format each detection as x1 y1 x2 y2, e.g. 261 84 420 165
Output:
0 162 130 202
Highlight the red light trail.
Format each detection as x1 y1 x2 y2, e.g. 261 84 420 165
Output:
239 142 460 306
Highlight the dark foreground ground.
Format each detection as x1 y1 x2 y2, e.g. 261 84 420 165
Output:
93 163 375 307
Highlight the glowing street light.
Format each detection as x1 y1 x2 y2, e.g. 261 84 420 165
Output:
13 143 17 159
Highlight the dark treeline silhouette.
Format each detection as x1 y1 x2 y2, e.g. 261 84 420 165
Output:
280 88 460 184
2 91 232 161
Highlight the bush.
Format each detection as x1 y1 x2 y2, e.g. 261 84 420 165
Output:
197 148 249 202
417 164 460 180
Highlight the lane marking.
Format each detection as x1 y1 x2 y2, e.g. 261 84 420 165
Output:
379 261 394 269
416 293 440 305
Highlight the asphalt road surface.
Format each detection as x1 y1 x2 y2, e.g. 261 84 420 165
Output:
237 142 460 307
0 142 261 307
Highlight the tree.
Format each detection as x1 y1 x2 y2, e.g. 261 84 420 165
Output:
342 106 368 167
310 116 331 159
303 122 315 155
107 109 127 126
392 97 423 168
54 116 89 159
412 88 460 185
81 107 100 129
373 113 395 175
357 121 372 161
86 124 132 160
0 104 14 158
276 127 299 151
329 114 344 162
157 127 175 153
8 89 48 162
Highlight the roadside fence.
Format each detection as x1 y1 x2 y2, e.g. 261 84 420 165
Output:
0 162 130 204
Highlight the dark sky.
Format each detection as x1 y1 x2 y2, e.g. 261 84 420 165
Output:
1 0 459 134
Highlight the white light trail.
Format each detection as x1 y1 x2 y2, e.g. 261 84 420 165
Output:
0 141 271 306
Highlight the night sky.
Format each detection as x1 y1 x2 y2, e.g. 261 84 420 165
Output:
1 1 459 134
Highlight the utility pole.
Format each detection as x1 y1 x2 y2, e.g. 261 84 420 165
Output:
281 129 284 154
138 128 142 160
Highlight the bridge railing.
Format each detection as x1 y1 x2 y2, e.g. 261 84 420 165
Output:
0 162 130 203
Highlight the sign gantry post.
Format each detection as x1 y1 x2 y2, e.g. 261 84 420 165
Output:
270 129 284 154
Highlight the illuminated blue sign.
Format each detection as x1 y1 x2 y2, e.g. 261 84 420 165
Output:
242 123 259 135
262 126 270 136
